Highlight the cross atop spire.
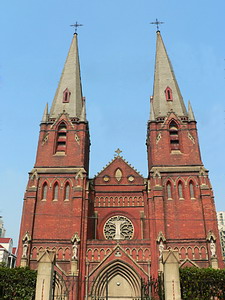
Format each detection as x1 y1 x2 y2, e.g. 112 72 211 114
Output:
70 22 83 34
150 18 164 31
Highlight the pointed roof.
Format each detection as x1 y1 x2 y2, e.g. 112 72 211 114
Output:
151 31 187 120
49 34 83 119
95 155 143 179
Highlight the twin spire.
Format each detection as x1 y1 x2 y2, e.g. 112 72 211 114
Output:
150 31 195 121
42 33 85 122
42 31 195 123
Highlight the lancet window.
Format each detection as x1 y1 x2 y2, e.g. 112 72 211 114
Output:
63 88 71 103
165 86 173 101
64 182 70 200
53 183 59 201
56 122 67 153
178 182 184 199
167 182 172 199
169 121 180 150
189 181 195 199
42 182 48 200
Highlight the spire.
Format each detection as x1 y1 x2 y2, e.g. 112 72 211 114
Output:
41 103 48 123
188 101 196 121
49 34 83 119
151 31 187 119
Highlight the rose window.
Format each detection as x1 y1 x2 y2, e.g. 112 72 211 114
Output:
103 216 134 240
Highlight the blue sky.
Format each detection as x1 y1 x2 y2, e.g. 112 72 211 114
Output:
0 0 225 245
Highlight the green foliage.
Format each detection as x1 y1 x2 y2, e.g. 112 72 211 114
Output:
180 267 225 300
0 266 37 300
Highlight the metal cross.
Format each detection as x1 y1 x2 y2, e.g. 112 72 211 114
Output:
150 18 164 31
70 22 83 34
115 148 122 156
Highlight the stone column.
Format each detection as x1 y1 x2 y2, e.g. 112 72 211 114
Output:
35 250 55 300
163 250 181 300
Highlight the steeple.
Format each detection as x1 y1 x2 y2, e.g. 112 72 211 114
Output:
151 31 187 120
49 33 83 119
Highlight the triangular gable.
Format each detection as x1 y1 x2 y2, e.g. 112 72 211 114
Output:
94 156 144 185
180 258 200 269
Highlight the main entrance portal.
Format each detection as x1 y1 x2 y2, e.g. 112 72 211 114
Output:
91 261 141 299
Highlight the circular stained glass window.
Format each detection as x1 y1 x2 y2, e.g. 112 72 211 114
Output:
103 216 134 240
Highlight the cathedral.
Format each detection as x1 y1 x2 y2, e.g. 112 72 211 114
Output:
17 30 223 299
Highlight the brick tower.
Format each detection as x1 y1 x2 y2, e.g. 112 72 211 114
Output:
17 33 90 298
147 31 223 274
17 31 223 299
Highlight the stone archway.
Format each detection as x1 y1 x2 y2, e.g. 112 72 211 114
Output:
91 260 141 299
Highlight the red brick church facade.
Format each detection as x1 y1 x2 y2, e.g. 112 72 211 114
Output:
17 31 223 299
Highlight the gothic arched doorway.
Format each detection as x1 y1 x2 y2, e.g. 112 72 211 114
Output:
91 260 141 299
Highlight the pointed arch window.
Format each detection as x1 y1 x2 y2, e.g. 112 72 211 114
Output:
53 183 59 201
169 121 180 150
63 88 71 103
42 182 48 200
56 122 67 153
165 86 173 101
167 182 172 199
64 182 70 201
178 182 184 199
189 181 195 199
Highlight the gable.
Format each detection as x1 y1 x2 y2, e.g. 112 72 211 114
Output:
94 156 144 186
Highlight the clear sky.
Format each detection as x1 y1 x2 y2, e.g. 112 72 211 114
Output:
0 0 225 246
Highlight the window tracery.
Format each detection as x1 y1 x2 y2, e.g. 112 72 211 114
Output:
104 216 134 240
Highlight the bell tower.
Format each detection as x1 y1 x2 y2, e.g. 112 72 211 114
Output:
147 30 223 272
17 33 90 290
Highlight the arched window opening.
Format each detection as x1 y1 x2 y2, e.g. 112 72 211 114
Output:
169 121 179 150
63 88 71 103
167 182 172 199
178 182 184 199
53 183 59 201
42 183 48 200
64 183 70 201
189 181 195 199
56 122 67 153
165 86 173 101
